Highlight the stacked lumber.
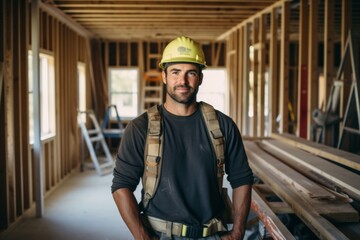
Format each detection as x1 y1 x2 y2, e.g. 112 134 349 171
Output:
244 138 360 240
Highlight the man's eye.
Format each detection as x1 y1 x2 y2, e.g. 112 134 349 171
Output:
188 72 198 77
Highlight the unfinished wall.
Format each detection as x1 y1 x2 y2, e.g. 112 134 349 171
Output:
0 0 89 232
224 0 357 152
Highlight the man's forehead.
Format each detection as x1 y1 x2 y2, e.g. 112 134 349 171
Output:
166 63 199 70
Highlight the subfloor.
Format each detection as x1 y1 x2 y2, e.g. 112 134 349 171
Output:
1 170 136 240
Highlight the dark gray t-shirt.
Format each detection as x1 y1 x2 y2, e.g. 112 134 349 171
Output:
112 104 253 225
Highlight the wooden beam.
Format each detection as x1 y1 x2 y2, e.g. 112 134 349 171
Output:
40 2 93 38
32 0 44 217
242 23 250 136
252 18 259 137
296 0 309 139
237 27 244 129
0 62 3 105
261 139 360 201
323 0 335 145
279 1 290 133
307 0 319 140
271 133 360 171
269 7 278 135
251 187 296 240
340 0 352 135
245 141 355 239
258 13 266 137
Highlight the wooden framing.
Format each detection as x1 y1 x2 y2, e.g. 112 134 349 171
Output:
297 0 309 139
242 23 250 136
261 139 360 200
278 1 290 134
252 18 259 137
269 6 279 135
271 133 360 171
245 141 355 239
0 0 90 232
258 13 266 137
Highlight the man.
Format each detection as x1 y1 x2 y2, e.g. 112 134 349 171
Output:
112 36 253 240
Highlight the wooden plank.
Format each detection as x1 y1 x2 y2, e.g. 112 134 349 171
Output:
0 62 3 105
245 141 355 239
251 187 296 240
261 139 360 201
258 13 266 137
247 141 358 222
269 6 278 135
242 23 250 135
297 0 309 139
307 0 319 140
237 27 243 129
252 18 259 137
271 133 360 171
279 1 290 133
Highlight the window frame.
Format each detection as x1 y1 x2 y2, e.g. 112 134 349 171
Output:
108 67 140 120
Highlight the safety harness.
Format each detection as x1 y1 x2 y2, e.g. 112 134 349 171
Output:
141 102 231 238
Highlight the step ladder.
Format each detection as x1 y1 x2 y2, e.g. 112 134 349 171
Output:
102 105 125 139
78 110 114 176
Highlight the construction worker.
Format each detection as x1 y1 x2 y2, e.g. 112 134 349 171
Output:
112 36 253 240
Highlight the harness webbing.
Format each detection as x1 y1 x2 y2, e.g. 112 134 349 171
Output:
142 102 225 209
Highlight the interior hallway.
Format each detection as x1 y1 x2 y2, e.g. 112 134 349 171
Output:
1 170 137 240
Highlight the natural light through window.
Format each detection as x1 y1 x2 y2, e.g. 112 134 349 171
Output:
198 68 228 114
77 62 86 122
109 68 139 119
28 52 56 142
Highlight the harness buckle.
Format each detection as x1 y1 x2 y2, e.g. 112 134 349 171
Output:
181 224 207 238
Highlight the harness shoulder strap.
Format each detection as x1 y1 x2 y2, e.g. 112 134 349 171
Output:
142 104 163 208
199 102 225 192
142 102 225 208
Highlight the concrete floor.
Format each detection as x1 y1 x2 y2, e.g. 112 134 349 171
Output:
1 170 137 240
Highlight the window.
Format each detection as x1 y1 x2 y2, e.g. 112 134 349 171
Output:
109 68 139 119
198 68 228 114
77 62 86 122
28 52 56 142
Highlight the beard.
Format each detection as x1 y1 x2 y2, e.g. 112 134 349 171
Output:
165 83 198 104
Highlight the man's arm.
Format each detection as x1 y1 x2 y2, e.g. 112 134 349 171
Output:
222 184 252 240
113 188 158 240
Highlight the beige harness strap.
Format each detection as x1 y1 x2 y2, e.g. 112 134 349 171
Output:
143 105 163 208
199 102 225 192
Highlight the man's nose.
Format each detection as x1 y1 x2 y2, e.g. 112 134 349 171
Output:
178 73 189 84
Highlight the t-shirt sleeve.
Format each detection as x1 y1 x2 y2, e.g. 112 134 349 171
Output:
218 112 254 189
111 113 148 193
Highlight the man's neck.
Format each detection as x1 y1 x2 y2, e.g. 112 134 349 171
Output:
163 100 198 116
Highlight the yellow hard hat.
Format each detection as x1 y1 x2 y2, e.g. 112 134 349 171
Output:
159 36 207 69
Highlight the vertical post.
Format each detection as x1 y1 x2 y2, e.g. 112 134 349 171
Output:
237 27 244 129
32 0 44 217
279 1 290 133
252 18 259 137
297 0 309 139
269 7 278 135
324 0 335 144
340 0 352 136
242 23 250 136
258 14 266 137
307 0 319 140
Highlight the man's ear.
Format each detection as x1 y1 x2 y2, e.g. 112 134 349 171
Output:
162 71 167 84
199 73 203 86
